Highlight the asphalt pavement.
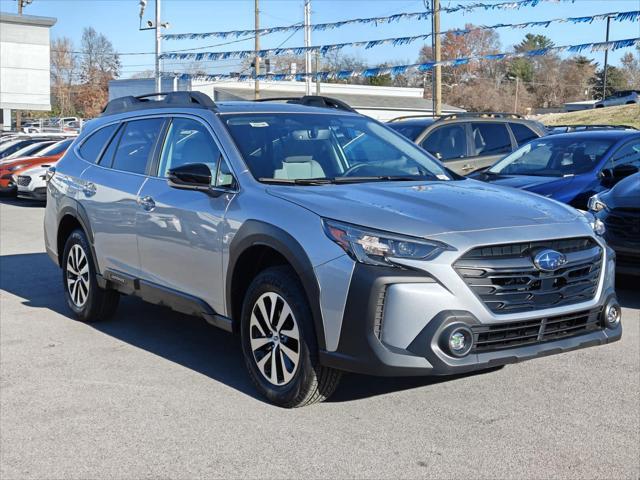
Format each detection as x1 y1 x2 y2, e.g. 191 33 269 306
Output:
1 198 639 479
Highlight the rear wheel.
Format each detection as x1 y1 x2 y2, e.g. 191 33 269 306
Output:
62 229 119 322
240 266 341 407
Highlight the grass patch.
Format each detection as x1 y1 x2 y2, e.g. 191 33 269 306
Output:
536 104 640 129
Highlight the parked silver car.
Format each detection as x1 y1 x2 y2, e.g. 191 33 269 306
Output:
595 90 639 108
44 92 621 407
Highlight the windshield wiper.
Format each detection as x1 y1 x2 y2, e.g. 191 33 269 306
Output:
259 177 336 185
332 175 439 183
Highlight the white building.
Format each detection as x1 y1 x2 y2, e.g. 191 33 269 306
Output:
0 12 56 130
109 78 464 121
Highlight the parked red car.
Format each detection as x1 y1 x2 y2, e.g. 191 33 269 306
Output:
0 138 75 195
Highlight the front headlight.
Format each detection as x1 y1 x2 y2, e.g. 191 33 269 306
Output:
587 193 608 212
580 210 606 236
322 219 451 267
6 165 23 173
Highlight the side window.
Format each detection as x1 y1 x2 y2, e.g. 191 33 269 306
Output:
421 124 467 161
510 123 538 146
111 118 164 175
98 125 123 167
611 141 640 169
471 123 512 156
79 124 118 162
158 118 221 184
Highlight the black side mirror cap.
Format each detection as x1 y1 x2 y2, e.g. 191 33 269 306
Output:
167 163 212 192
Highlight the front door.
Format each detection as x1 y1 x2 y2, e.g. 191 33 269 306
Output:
135 116 236 314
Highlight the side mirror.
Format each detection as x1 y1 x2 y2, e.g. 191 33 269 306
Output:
167 163 212 192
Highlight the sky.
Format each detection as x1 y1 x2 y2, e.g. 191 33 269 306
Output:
1 0 639 79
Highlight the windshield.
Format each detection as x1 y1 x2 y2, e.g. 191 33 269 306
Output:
223 113 452 184
387 122 429 141
489 137 615 177
37 138 74 157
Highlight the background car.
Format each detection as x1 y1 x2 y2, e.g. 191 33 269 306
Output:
3 140 57 161
14 164 51 201
470 130 640 209
594 90 639 108
387 112 547 175
0 136 61 160
589 172 640 276
0 138 75 195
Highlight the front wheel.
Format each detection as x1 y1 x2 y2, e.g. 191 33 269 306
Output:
240 266 341 407
62 229 119 322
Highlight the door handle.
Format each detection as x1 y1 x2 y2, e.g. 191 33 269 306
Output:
82 182 96 197
461 164 474 171
138 195 156 211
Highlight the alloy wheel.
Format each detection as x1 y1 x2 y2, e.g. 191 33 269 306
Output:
249 292 301 386
66 244 90 307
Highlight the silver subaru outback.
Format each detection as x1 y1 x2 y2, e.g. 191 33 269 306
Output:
44 92 621 407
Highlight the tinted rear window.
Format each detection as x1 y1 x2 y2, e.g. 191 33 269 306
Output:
471 123 512 155
79 124 118 162
110 118 164 175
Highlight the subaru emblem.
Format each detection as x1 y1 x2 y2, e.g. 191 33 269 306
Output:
533 249 567 272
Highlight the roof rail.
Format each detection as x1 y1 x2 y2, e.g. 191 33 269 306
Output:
548 124 637 131
438 112 524 121
388 114 438 122
254 95 356 113
101 91 217 116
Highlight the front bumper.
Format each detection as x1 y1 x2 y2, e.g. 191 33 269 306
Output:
17 186 47 201
318 236 621 376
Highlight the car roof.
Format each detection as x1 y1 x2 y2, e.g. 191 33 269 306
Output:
389 118 436 127
537 130 639 141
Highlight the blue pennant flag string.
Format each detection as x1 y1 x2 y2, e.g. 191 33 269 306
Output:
160 37 640 83
162 0 572 41
160 10 639 62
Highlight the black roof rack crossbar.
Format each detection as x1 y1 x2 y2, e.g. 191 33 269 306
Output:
254 95 356 112
101 91 217 116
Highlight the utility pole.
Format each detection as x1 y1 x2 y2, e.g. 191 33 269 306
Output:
514 77 519 114
315 51 321 95
304 0 312 95
140 0 167 93
155 0 161 93
254 0 260 100
602 15 612 100
431 0 442 117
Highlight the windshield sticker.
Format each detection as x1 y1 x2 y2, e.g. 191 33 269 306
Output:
249 122 269 128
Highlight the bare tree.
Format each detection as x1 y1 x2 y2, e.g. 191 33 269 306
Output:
51 37 78 116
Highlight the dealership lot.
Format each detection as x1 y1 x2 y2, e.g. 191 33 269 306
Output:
1 199 638 479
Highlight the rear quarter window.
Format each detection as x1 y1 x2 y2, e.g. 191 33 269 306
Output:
79 124 118 162
510 123 539 145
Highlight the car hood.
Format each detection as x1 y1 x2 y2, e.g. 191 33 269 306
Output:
266 179 582 238
601 172 640 209
477 174 573 195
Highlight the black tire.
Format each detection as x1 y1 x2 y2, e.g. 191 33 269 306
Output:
62 229 119 322
240 266 341 408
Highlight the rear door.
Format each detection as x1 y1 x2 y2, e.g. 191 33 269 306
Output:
467 122 515 170
420 123 473 174
79 117 165 278
135 115 237 314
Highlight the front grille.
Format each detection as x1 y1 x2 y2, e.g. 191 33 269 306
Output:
605 208 640 243
16 176 31 187
454 238 602 313
472 308 602 353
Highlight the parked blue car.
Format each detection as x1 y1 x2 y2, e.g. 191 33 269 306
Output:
470 130 640 209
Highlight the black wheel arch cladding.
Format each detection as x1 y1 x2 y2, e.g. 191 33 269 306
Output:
227 220 326 350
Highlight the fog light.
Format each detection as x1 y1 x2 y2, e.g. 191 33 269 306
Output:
604 303 621 328
442 325 473 357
